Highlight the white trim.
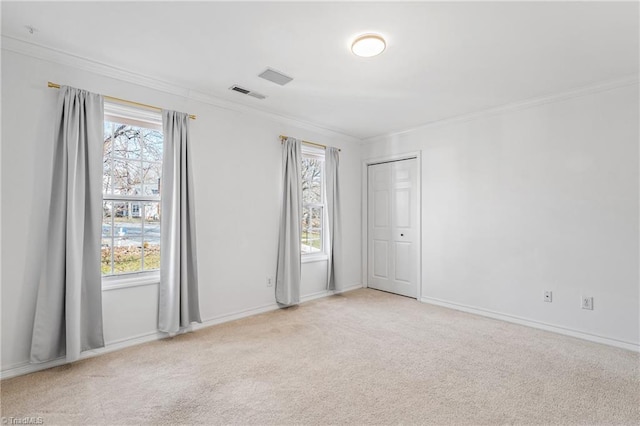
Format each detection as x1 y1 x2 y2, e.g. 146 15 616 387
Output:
102 272 160 291
363 74 640 142
361 152 422 300
333 283 364 295
0 331 165 380
104 104 162 131
301 254 328 264
301 144 325 158
5 36 636 145
4 36 636 145
193 303 282 331
421 296 639 353
103 195 161 202
1 36 360 143
0 284 362 380
364 151 422 166
300 290 333 303
301 148 327 259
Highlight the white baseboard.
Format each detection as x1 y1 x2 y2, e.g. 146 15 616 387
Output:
420 296 639 352
1 284 363 380
299 283 364 303
301 290 333 303
334 283 364 294
1 331 164 380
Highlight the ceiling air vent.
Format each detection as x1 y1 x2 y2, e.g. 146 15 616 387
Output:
229 85 267 99
258 68 293 86
230 85 250 94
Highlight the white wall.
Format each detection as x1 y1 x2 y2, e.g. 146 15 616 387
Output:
363 83 639 348
2 41 637 379
1 48 362 374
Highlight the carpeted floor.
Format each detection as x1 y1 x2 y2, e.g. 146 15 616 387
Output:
1 288 639 425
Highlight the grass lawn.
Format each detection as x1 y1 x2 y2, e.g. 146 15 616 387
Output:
102 244 160 274
302 231 321 250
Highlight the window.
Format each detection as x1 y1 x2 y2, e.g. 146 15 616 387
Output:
301 147 325 255
101 105 163 276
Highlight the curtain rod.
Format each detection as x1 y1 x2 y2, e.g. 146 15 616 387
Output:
47 82 196 120
279 135 340 151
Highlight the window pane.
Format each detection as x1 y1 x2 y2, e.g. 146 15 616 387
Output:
301 206 309 233
113 237 142 274
103 156 113 195
113 124 142 160
113 202 142 237
301 153 324 255
142 162 162 196
143 202 161 271
309 207 323 252
101 238 112 275
311 206 322 229
102 116 163 276
113 159 142 196
301 206 322 254
103 122 114 195
302 158 322 204
141 129 163 162
103 122 113 160
302 230 321 254
102 201 113 238
301 205 310 254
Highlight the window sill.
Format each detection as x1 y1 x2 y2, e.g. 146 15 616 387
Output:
302 254 328 264
102 271 160 291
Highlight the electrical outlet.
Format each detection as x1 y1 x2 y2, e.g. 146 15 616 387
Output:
581 296 593 310
543 291 552 303
266 277 274 287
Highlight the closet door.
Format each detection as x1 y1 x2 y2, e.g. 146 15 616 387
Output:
367 158 418 298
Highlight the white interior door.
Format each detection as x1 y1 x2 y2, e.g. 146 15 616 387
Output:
367 159 418 298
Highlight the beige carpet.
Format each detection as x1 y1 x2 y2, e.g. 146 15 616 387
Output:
1 289 639 425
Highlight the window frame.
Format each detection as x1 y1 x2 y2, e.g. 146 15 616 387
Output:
301 145 328 263
101 103 164 287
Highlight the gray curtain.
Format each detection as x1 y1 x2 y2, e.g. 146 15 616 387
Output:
159 110 201 334
31 86 105 363
325 147 342 291
275 137 302 306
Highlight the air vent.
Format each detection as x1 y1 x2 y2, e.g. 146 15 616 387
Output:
258 68 293 86
231 85 250 94
229 85 266 100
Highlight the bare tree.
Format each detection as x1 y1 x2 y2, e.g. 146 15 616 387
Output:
301 158 323 250
103 122 163 218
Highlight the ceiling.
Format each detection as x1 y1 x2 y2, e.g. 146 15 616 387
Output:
2 2 638 139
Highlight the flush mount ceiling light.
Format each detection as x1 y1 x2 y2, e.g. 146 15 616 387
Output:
351 34 386 57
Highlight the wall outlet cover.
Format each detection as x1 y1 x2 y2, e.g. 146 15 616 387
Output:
582 296 594 310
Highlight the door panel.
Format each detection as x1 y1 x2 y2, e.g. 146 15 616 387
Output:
374 190 389 227
373 240 389 278
394 242 411 282
394 189 410 228
367 158 418 298
395 168 410 182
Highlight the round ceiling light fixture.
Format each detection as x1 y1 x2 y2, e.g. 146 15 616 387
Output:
351 34 386 58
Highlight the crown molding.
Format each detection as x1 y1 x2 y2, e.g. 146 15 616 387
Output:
185 89 360 142
2 36 191 98
4 35 635 146
363 73 639 143
1 35 361 144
